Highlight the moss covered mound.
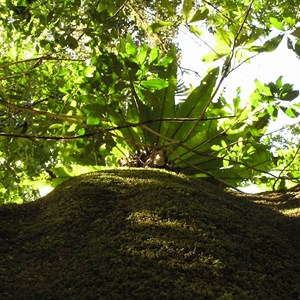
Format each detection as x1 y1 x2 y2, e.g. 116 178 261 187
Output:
0 169 299 299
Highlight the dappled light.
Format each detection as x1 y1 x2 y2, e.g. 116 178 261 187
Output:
1 169 299 298
1 0 300 298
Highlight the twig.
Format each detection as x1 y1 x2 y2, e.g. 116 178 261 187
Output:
105 0 130 22
0 99 85 123
272 147 300 190
201 0 234 24
181 0 255 143
0 56 84 69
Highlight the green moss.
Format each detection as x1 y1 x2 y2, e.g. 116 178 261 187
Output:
0 168 299 299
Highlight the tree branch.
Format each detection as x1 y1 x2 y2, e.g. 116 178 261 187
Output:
105 0 130 22
0 99 86 123
0 56 84 69
181 0 255 143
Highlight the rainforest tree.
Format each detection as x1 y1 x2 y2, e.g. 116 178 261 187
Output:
0 0 300 203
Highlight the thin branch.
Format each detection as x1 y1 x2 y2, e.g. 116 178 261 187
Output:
0 127 150 151
138 122 277 179
181 25 218 57
105 0 130 22
0 132 91 141
272 147 300 190
222 0 255 77
181 0 255 143
0 99 85 123
228 52 260 75
201 0 235 24
111 117 221 135
0 56 84 69
168 147 240 191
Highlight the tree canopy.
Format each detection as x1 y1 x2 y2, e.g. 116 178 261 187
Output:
0 0 300 203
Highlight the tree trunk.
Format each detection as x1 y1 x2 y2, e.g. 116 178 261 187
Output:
0 169 299 299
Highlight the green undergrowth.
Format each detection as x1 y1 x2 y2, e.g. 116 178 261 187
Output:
0 168 299 299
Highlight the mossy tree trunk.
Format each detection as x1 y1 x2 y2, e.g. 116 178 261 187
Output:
0 169 299 299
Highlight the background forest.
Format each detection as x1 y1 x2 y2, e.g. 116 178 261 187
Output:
0 0 300 203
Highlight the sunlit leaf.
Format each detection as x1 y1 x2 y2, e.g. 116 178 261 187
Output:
269 17 284 30
183 0 194 21
140 78 169 90
126 42 137 56
233 95 241 112
50 166 72 178
280 106 297 118
83 66 95 78
160 0 176 16
87 115 101 125
223 158 230 168
215 29 233 46
169 67 219 140
148 21 173 33
276 76 283 87
67 123 78 133
280 90 299 101
149 46 159 63
249 34 284 53
49 124 63 130
137 43 148 65
188 25 203 36
202 52 222 62
190 8 209 23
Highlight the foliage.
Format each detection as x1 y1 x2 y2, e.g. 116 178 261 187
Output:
0 0 300 203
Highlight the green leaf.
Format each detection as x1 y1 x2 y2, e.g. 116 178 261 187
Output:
67 123 78 133
83 66 95 78
233 95 241 112
140 78 169 90
213 29 232 57
160 0 176 16
223 158 230 168
66 35 78 50
291 27 300 38
202 52 221 62
58 68 70 76
126 41 137 56
283 17 295 28
49 124 63 130
280 90 299 101
87 115 101 125
276 76 283 88
148 21 173 33
269 17 284 30
280 106 298 118
151 45 177 142
264 34 284 51
253 114 269 130
137 43 148 65
295 39 300 56
249 34 284 53
183 0 194 22
190 8 209 23
188 25 203 36
149 46 159 63
169 67 219 140
50 166 72 178
215 29 233 47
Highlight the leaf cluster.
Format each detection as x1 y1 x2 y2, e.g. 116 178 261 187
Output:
0 0 300 202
